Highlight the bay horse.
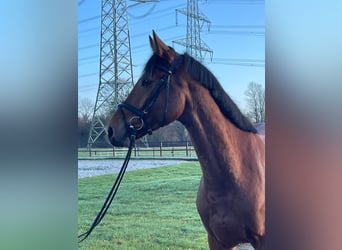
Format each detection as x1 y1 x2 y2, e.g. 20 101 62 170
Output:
108 31 265 250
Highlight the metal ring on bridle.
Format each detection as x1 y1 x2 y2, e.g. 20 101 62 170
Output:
129 116 144 131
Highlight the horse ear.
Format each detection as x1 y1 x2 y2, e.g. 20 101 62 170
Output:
151 30 175 63
149 35 156 53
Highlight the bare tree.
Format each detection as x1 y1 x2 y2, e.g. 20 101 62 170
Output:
245 82 265 123
78 98 94 147
78 97 94 122
141 121 189 147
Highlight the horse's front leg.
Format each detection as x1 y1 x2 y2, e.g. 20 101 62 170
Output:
249 231 264 250
208 233 237 250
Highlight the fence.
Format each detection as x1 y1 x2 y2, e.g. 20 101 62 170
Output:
78 141 197 159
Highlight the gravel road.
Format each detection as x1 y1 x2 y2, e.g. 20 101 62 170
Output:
78 159 186 178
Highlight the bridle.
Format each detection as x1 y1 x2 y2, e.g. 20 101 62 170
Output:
118 54 179 137
78 54 179 243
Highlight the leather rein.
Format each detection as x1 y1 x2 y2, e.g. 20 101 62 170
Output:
78 55 179 243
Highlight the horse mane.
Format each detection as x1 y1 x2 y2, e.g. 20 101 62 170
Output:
143 53 257 133
183 53 257 133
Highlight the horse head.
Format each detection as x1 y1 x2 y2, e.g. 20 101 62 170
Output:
108 31 187 147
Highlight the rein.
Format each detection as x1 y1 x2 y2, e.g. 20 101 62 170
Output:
78 55 179 243
78 134 136 243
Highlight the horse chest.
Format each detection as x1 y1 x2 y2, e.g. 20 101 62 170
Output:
196 178 254 244
197 180 247 217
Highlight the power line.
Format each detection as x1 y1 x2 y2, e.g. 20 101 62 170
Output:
211 25 264 29
132 34 183 51
128 2 157 19
78 59 98 66
210 62 264 67
130 3 185 26
79 26 100 34
78 43 99 51
213 58 264 62
206 0 264 4
78 15 100 24
207 58 264 67
79 55 99 61
208 30 264 36
131 25 176 39
79 84 98 92
79 72 98 78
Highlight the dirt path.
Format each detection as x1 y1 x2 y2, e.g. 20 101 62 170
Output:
78 159 186 178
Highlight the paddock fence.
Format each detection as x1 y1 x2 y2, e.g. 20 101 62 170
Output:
78 140 198 160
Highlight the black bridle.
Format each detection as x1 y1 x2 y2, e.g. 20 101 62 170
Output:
78 55 179 243
118 55 179 136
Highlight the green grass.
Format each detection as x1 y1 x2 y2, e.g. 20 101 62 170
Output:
78 162 208 249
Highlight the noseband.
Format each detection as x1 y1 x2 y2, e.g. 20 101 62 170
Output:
118 55 179 136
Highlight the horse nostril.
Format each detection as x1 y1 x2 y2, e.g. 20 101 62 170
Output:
108 126 113 138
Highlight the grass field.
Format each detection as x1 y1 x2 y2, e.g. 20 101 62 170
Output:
78 162 208 249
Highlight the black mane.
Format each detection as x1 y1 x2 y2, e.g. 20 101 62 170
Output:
143 53 257 133
183 53 257 133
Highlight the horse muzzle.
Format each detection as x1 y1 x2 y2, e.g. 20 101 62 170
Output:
107 126 130 147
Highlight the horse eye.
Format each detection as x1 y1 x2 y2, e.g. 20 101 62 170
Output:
142 79 151 86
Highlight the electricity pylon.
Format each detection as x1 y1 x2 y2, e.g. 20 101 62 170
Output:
174 0 213 63
88 0 134 147
87 0 158 147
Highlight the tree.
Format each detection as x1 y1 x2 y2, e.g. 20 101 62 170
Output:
78 98 94 147
244 82 265 123
78 97 94 123
141 121 189 147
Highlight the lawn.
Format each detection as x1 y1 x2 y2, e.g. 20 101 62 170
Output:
78 162 208 249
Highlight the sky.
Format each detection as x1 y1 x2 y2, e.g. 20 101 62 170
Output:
78 0 264 110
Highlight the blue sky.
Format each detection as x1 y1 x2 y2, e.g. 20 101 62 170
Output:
78 0 264 110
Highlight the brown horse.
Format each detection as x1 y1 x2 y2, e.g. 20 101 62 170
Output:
108 31 265 250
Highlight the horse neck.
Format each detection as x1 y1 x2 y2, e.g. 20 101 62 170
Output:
178 83 251 185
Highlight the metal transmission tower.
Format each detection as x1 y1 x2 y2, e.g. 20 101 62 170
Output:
174 0 213 63
88 0 134 147
88 0 159 147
